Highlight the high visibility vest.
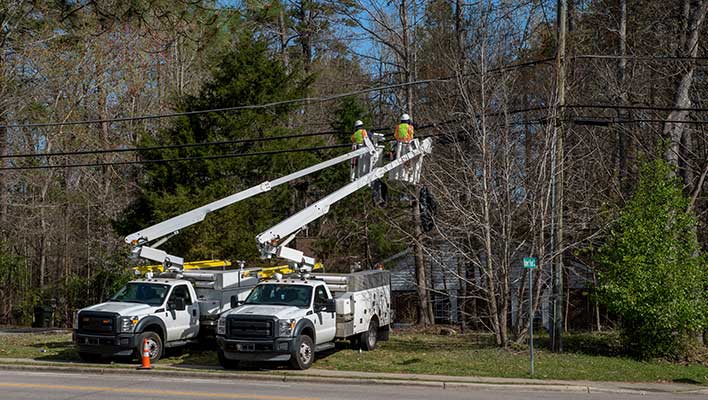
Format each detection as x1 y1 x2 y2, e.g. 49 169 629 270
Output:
395 123 414 142
351 128 368 144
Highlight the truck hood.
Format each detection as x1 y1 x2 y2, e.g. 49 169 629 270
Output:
81 302 157 316
228 305 307 320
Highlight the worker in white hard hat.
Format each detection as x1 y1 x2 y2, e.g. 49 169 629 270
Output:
351 120 368 148
350 119 368 180
395 114 414 143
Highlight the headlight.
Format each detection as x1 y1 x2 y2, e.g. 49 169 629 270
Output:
73 311 79 330
278 319 296 337
217 317 226 335
118 316 139 333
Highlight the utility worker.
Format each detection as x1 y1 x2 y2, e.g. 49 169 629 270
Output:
394 113 414 143
351 120 368 179
351 120 368 148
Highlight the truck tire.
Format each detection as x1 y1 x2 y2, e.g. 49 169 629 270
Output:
136 331 163 362
290 335 314 370
217 350 240 370
359 318 378 351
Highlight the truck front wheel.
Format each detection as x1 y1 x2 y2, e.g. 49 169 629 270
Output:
136 331 163 362
359 318 378 351
290 335 314 370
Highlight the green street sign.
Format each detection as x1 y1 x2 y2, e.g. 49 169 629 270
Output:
523 257 537 269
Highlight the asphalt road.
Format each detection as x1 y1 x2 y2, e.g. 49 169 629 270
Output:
0 370 700 400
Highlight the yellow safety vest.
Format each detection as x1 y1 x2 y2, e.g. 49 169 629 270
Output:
395 123 414 142
351 128 368 144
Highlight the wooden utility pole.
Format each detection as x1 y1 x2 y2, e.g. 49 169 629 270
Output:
550 0 567 353
617 0 629 196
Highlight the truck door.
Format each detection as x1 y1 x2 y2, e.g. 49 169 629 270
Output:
165 285 197 341
310 285 336 344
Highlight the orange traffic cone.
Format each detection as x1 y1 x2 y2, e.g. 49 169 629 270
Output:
137 338 153 370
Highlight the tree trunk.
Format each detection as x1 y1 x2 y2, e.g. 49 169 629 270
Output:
616 0 629 196
278 2 289 68
664 0 708 176
413 194 432 325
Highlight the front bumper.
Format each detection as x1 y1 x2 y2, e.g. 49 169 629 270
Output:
73 331 138 357
216 335 294 362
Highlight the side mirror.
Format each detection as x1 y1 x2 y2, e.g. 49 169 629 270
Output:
175 297 186 311
325 299 336 313
230 296 243 309
316 299 336 313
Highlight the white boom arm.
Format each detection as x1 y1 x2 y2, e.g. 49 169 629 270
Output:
126 138 378 267
256 137 433 268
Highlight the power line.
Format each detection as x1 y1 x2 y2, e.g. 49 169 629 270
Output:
0 119 459 160
572 117 708 126
566 103 708 113
0 80 444 130
574 54 708 62
0 144 352 171
0 130 340 159
1 56 560 131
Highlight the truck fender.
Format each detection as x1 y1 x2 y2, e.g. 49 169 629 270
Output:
294 318 316 344
135 316 167 340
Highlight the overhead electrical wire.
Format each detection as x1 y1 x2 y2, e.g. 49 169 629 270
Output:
0 119 462 160
0 80 444 129
0 56 560 131
5 52 708 131
0 144 353 171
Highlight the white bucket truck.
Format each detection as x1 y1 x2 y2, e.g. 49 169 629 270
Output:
73 266 258 362
216 269 391 370
217 135 432 369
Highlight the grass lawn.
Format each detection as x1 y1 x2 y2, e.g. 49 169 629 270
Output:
1 330 706 384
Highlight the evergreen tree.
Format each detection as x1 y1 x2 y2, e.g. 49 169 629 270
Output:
597 160 708 358
118 37 327 262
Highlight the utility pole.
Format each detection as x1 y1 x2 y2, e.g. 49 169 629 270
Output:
550 0 567 353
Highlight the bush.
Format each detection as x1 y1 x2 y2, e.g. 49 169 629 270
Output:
596 160 708 359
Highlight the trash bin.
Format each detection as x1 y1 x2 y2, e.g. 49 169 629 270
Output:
32 305 54 328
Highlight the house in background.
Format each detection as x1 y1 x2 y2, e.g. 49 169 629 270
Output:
384 248 461 324
384 247 599 331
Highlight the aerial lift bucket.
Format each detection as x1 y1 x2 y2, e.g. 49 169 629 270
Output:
389 138 427 185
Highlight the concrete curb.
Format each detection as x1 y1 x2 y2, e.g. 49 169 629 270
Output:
0 360 686 395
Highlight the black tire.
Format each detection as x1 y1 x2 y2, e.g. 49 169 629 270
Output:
136 331 163 362
217 350 240 370
359 317 378 351
78 352 102 363
289 335 314 370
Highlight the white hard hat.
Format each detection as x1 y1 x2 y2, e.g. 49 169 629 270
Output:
354 120 364 128
401 113 411 122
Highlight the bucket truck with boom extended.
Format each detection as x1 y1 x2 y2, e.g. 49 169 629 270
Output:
216 135 433 370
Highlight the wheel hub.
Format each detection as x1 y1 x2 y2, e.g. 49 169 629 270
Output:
299 342 312 364
146 338 159 358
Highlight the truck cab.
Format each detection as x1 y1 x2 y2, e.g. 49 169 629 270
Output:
73 278 200 362
216 278 336 370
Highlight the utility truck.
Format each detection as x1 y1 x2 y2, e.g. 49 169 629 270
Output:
73 262 259 362
73 135 395 361
216 135 432 369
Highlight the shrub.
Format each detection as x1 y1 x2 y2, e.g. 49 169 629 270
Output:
596 160 708 359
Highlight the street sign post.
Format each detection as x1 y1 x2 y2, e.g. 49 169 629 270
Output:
523 257 537 377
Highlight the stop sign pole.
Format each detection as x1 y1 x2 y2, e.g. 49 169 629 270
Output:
523 257 537 377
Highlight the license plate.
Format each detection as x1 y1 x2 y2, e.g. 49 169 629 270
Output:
237 343 255 352
88 338 99 345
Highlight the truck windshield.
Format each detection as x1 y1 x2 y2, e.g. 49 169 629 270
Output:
244 284 312 308
109 283 169 306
